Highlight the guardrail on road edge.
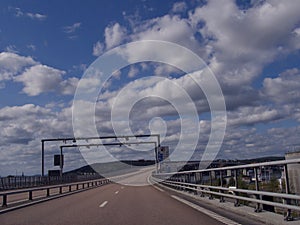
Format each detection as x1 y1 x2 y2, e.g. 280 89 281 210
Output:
152 158 300 221
0 178 110 211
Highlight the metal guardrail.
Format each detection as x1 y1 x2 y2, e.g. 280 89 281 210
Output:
153 158 300 221
0 178 110 209
0 174 102 191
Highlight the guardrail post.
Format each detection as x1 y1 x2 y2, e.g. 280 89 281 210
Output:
209 171 213 199
59 186 62 194
254 167 262 212
234 169 240 207
219 170 225 202
187 174 191 192
46 188 50 197
192 173 197 195
283 164 293 221
2 194 7 207
199 172 204 197
29 191 33 201
69 185 72 192
76 184 79 190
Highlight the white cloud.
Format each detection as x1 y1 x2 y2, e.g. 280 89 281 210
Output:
0 103 85 175
59 77 79 95
0 52 78 96
130 14 202 55
228 106 282 127
0 52 37 81
63 22 81 33
89 1 300 148
262 68 300 103
15 64 78 96
154 64 181 77
104 23 127 49
14 7 47 21
92 22 127 56
128 65 139 78
189 0 300 85
27 44 36 51
0 104 56 144
15 64 67 96
26 12 47 20
93 41 104 56
172 2 187 13
5 45 18 53
3 1 300 175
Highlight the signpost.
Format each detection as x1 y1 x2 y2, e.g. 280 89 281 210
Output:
41 134 161 176
157 146 169 162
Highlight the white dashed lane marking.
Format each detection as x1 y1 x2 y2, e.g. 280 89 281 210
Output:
115 191 119 194
99 201 108 208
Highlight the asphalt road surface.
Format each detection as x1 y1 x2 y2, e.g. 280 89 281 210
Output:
0 168 249 225
0 172 233 225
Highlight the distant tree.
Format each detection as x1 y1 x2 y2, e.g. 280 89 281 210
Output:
228 177 235 187
237 175 248 189
264 177 280 192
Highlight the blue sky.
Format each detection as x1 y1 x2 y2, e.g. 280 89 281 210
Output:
1 0 300 176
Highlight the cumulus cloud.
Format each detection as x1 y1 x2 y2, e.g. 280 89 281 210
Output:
93 23 127 56
129 14 203 57
262 68 300 103
228 106 282 127
93 41 104 56
3 1 300 175
14 64 78 96
105 23 127 49
0 52 37 81
0 104 87 175
85 1 300 164
172 2 187 13
15 65 66 96
89 0 300 124
0 52 78 96
14 7 47 21
190 0 300 84
128 65 139 78
0 104 73 145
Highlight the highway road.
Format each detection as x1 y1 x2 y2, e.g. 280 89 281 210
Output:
1 168 262 225
0 182 231 225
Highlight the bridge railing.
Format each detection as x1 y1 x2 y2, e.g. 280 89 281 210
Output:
152 158 300 221
0 177 110 211
0 174 102 191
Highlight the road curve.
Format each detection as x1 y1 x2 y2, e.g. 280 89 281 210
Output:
0 182 228 225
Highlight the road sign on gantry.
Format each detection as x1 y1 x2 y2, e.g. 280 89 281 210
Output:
158 146 169 162
54 154 64 166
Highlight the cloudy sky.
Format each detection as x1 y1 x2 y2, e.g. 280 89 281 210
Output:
1 0 300 176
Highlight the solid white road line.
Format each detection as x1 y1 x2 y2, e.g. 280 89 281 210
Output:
115 191 119 194
171 195 241 225
153 185 165 192
99 201 108 208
